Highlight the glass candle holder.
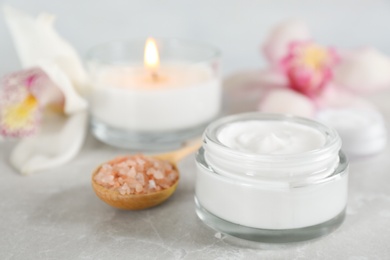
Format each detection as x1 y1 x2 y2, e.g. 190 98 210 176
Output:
86 38 221 150
195 113 348 243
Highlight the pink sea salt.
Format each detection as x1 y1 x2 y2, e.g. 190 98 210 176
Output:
94 154 179 195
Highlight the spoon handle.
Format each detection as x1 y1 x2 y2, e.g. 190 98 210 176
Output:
154 138 202 163
171 138 203 163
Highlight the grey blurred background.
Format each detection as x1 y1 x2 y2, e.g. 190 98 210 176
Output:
1 0 390 75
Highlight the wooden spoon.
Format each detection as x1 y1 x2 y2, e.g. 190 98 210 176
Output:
91 140 202 210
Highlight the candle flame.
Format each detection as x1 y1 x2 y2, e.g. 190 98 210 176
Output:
144 38 160 71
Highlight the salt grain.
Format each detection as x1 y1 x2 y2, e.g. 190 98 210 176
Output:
153 170 164 180
149 180 156 189
94 154 178 195
128 167 136 178
135 183 143 193
135 173 145 184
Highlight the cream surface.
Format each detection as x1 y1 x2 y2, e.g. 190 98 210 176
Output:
217 120 326 154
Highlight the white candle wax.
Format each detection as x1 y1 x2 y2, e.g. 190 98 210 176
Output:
90 62 221 131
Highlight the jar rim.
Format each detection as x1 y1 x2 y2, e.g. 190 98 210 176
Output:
204 112 342 161
196 147 348 188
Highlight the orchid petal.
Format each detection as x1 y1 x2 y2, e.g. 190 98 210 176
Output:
3 5 89 93
0 68 64 138
334 48 390 94
3 6 89 175
259 89 316 118
38 61 87 114
224 70 287 114
263 19 311 66
280 42 338 97
10 111 88 175
317 84 375 110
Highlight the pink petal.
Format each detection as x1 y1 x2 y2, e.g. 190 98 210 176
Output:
334 48 390 94
316 83 375 110
0 67 64 138
262 19 311 66
279 41 339 97
259 89 316 118
223 69 287 114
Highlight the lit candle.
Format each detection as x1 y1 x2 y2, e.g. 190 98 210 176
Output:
87 38 221 149
144 38 160 81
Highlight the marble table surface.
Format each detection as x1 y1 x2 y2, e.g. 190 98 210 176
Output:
1 86 390 260
2 0 390 258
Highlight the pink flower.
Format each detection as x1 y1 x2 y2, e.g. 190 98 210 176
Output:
0 68 63 138
259 20 390 120
280 41 338 98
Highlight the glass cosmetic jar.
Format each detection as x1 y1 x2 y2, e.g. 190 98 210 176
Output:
195 113 348 243
86 38 221 150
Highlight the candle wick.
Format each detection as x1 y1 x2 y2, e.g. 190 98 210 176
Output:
151 71 159 82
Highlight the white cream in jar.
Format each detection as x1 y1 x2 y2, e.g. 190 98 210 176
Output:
217 120 326 154
195 113 348 243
